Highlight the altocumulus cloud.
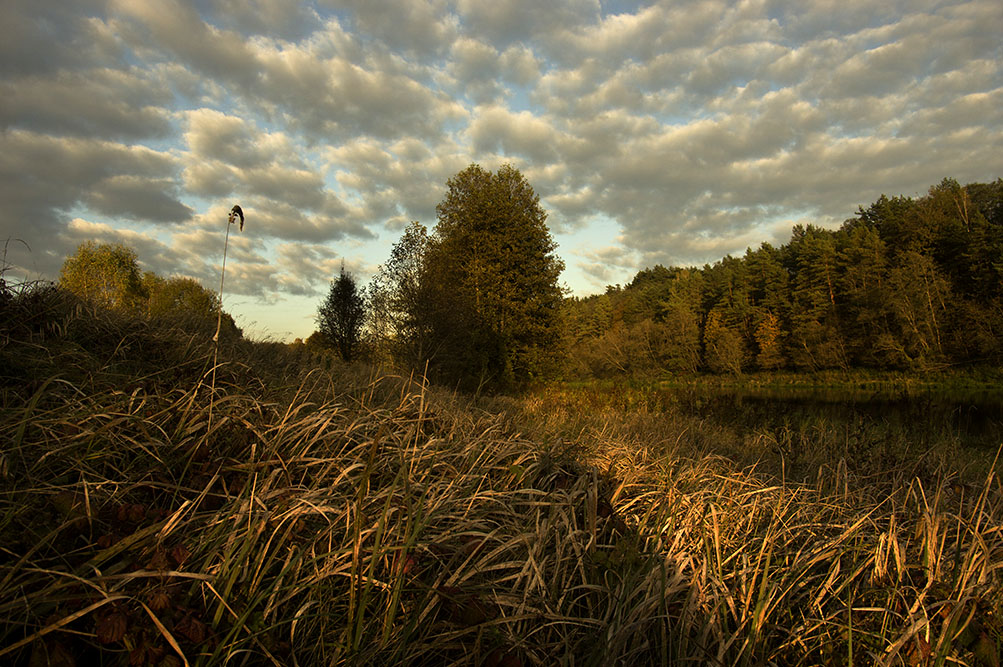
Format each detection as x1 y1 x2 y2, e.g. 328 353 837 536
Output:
0 0 1000 339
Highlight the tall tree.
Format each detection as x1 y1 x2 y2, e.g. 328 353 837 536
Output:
784 225 847 369
428 163 565 388
317 266 366 362
367 222 439 368
59 241 146 313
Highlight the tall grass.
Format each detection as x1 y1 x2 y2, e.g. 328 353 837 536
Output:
1 281 1001 665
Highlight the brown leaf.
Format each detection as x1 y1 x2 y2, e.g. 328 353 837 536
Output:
147 548 169 571
974 631 1001 667
400 553 420 576
52 491 88 530
96 611 128 644
148 590 172 612
436 586 493 626
169 544 191 567
128 504 146 523
175 614 206 643
129 644 147 666
485 647 522 667
905 635 933 667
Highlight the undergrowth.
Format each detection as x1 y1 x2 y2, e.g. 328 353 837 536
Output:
1 281 1001 666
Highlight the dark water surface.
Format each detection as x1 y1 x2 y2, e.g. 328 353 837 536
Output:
660 384 1003 452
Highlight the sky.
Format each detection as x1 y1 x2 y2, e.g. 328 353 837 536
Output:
2 0 1001 341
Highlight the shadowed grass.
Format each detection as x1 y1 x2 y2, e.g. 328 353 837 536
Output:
1 282 1001 665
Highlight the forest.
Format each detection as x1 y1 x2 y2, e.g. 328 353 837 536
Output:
563 178 1003 379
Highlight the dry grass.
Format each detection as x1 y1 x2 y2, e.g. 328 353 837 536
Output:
1 283 1001 666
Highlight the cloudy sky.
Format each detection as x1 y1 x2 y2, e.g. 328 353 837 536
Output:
2 0 1001 340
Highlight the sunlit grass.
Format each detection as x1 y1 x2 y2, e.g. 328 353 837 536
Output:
1 282 1001 665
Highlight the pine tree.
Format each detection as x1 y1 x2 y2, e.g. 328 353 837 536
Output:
317 266 366 362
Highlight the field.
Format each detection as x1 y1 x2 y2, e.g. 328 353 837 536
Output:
1 286 1001 666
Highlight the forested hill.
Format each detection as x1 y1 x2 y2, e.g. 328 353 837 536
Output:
563 178 1003 377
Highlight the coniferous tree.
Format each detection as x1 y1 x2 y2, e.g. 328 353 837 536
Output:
317 266 366 362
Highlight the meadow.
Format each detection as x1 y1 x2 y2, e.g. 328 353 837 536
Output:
1 283 1001 666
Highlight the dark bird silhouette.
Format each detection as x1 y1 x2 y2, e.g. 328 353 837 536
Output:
229 205 244 231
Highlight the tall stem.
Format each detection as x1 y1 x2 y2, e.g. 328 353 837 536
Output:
214 221 232 344
208 218 233 440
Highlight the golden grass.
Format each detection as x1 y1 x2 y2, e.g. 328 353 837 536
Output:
1 287 1001 665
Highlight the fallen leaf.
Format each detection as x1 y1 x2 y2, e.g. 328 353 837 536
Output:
96 611 128 644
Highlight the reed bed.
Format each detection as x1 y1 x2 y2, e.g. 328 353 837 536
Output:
1 286 1001 665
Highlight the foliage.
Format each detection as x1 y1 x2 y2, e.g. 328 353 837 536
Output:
57 241 242 341
317 266 366 361
368 165 565 390
59 241 146 313
703 310 745 375
564 178 1003 378
366 222 437 368
145 273 240 339
433 164 565 388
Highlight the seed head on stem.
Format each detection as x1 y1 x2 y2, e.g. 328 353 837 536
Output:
208 204 244 441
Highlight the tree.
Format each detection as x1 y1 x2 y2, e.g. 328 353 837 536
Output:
59 241 146 313
703 309 746 375
425 163 565 388
317 266 366 362
753 311 785 370
656 268 704 373
886 251 951 367
784 225 847 370
145 274 240 339
366 222 439 368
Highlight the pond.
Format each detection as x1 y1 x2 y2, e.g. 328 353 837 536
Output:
662 384 1003 453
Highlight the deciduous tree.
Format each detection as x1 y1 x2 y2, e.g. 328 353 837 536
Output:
59 242 146 313
427 163 565 388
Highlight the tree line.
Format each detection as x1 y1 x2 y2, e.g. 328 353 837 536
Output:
53 172 1002 388
563 178 1003 377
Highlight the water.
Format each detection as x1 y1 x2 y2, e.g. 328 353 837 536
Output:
661 384 1003 452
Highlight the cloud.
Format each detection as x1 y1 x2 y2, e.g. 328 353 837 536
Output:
110 0 260 87
327 136 471 226
209 0 322 41
0 0 122 76
325 0 457 58
574 244 640 287
84 175 194 223
274 242 347 296
457 0 600 47
468 105 563 163
2 0 1000 339
0 68 173 139
0 130 189 275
